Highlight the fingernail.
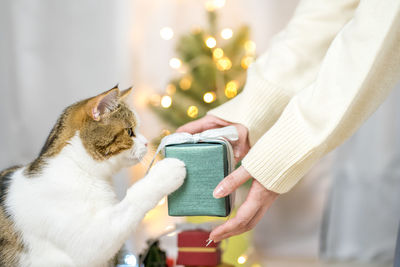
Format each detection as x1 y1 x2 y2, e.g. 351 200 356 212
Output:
234 151 240 158
213 186 225 199
205 239 213 247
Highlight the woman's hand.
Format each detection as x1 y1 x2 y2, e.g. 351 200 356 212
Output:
210 166 279 242
177 115 279 242
177 115 250 163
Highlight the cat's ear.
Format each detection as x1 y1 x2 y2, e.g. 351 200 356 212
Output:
86 87 120 121
119 86 133 101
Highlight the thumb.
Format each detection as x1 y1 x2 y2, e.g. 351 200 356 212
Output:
213 166 252 198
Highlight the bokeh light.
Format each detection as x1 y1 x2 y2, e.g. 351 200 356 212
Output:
187 105 199 118
203 92 216 103
169 58 182 69
221 28 233 39
160 27 174 40
161 95 172 108
225 80 238 98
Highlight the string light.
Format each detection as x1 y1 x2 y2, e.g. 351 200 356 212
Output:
203 92 216 103
213 48 224 59
241 56 254 69
187 105 199 118
225 80 238 98
124 255 137 266
244 40 256 54
169 58 182 69
251 264 262 267
221 28 233 39
160 27 174 40
161 95 172 108
237 255 248 265
179 76 192 90
205 36 217 48
216 57 232 71
149 94 161 106
166 84 176 95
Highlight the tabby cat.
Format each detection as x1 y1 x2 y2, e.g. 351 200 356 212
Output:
0 86 186 266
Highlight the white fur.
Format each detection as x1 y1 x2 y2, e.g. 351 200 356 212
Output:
5 131 186 267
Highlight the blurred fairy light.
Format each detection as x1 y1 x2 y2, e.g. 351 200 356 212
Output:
203 92 216 103
216 57 232 71
251 264 262 267
169 57 182 69
179 76 192 90
187 105 199 118
241 56 254 69
161 95 172 108
212 48 224 59
237 255 248 265
160 27 174 40
124 254 137 266
225 80 238 98
166 84 176 95
244 40 256 54
221 28 233 39
205 0 226 11
205 36 217 48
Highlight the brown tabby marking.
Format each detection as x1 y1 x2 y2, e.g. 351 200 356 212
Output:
0 166 25 266
25 87 136 177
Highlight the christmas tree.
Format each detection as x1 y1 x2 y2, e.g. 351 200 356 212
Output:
149 0 256 133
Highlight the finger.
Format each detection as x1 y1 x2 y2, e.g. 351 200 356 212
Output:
216 204 269 241
210 195 260 242
211 180 279 242
213 166 251 199
176 118 209 134
176 115 230 134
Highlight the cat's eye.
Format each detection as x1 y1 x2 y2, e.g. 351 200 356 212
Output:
127 128 135 137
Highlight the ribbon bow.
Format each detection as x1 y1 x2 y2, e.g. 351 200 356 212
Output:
146 126 238 173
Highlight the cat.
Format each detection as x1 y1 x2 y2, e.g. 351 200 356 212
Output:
0 85 186 266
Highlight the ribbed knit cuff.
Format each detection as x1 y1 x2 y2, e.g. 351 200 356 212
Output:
208 66 291 145
242 110 322 194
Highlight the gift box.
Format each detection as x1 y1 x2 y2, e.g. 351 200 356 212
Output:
166 141 233 217
176 230 221 266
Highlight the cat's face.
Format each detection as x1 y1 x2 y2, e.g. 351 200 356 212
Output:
26 86 148 176
79 88 148 167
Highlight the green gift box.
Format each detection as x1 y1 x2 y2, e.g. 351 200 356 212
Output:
166 142 233 217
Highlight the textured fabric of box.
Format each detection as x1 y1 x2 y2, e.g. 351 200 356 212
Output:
166 142 231 217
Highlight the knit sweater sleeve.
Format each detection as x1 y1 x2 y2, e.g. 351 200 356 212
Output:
208 0 359 145
242 0 400 193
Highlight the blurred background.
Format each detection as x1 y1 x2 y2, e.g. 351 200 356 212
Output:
0 0 399 266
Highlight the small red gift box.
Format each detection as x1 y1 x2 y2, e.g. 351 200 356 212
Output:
177 230 221 266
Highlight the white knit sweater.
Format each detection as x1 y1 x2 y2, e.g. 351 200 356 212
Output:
208 0 400 193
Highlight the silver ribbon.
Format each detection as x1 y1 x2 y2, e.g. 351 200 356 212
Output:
146 125 239 174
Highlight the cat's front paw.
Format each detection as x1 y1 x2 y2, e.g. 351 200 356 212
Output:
149 158 186 194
